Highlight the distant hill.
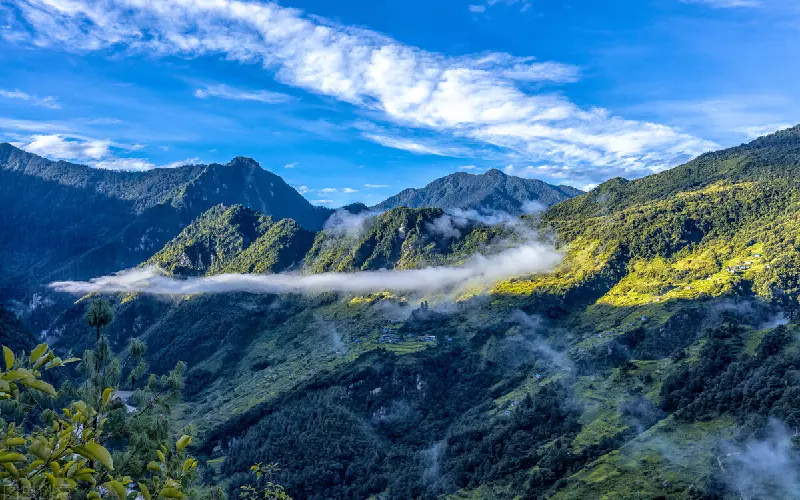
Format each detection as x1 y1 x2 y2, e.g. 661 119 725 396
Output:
0 144 331 297
372 168 582 213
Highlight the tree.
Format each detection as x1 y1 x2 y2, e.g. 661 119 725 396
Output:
86 298 114 344
0 342 199 498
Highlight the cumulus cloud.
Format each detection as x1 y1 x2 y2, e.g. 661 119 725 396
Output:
49 241 563 296
21 134 111 160
194 84 293 103
319 187 339 193
343 187 359 193
4 0 717 185
294 185 311 194
0 88 60 108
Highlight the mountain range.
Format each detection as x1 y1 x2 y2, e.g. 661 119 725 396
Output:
5 126 800 499
0 143 577 301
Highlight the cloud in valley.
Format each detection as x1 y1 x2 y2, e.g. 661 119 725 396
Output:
49 241 562 296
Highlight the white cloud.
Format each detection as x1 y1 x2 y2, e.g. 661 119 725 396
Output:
343 187 359 193
363 133 473 157
459 165 478 170
734 123 792 139
470 0 532 13
468 5 487 12
194 84 292 104
312 199 335 204
21 134 110 160
49 240 562 296
295 185 311 194
5 0 716 184
283 162 298 168
365 183 390 189
91 156 199 171
681 0 760 7
0 88 60 108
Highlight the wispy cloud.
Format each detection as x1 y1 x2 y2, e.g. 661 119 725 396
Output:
319 187 338 193
343 187 359 193
5 0 716 184
469 0 532 14
312 199 335 205
0 88 60 108
294 185 312 194
363 133 473 157
283 162 298 169
194 84 293 104
681 0 761 7
49 240 562 296
365 183 390 189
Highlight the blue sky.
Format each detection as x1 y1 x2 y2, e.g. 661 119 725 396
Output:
1 0 798 206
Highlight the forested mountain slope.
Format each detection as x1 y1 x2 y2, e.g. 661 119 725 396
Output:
373 168 581 214
0 144 330 298
30 125 800 499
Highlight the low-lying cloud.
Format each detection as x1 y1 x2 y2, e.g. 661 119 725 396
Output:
49 242 562 296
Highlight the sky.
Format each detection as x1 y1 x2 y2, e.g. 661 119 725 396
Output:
1 0 798 206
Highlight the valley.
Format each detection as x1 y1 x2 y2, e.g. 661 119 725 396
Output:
5 126 800 498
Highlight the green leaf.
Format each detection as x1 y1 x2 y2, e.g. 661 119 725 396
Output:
175 435 191 452
106 480 127 499
77 443 114 470
158 487 184 499
2 346 14 370
103 388 115 406
0 452 26 463
139 482 153 500
20 378 56 396
30 343 48 364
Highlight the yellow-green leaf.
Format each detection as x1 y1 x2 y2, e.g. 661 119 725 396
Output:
77 443 114 470
0 452 26 463
20 378 56 396
139 482 152 500
155 450 165 462
107 480 127 499
182 458 196 474
103 388 115 406
175 435 191 452
31 343 48 363
4 437 25 446
158 487 184 499
2 346 14 370
146 461 161 472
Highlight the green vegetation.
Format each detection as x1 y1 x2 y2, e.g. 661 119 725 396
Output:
10 126 800 498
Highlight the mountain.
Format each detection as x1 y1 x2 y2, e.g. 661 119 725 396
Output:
0 143 331 298
146 204 314 276
22 125 800 499
373 168 582 214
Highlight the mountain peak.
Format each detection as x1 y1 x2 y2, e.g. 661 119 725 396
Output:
227 156 261 169
372 169 581 214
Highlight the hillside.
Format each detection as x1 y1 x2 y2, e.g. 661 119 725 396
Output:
32 124 800 499
0 144 331 299
373 169 581 214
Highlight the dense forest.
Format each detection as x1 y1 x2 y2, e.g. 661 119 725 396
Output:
5 126 800 498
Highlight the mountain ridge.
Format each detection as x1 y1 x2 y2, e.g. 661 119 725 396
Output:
373 168 582 214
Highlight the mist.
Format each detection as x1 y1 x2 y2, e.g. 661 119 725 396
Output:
49 241 563 296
